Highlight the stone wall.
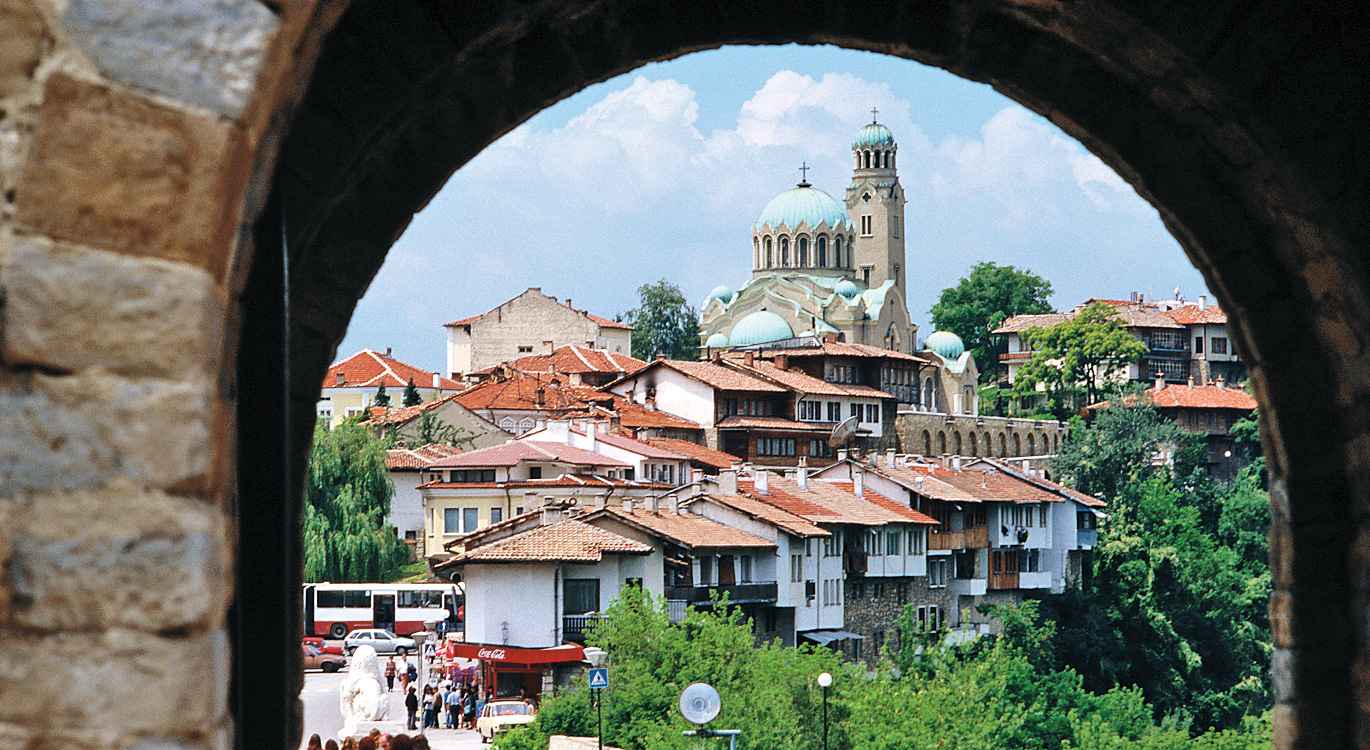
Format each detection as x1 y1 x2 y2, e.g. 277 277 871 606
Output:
843 575 953 663
895 411 1067 460
455 288 631 376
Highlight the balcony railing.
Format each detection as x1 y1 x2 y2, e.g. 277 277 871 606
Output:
988 571 1019 590
928 530 964 551
664 581 778 604
844 550 868 576
562 614 606 643
965 526 989 548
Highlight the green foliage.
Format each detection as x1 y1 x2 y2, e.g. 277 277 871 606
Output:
623 279 700 361
412 408 475 449
403 377 422 407
1013 303 1148 418
303 420 410 582
373 382 390 407
930 261 1054 379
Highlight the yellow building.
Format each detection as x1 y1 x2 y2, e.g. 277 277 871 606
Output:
317 348 464 426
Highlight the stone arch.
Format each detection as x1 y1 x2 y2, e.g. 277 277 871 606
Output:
969 432 978 456
1028 433 1036 455
922 430 932 456
998 433 1007 457
937 431 947 455
0 2 1361 746
954 431 963 455
1012 433 1022 457
983 432 993 458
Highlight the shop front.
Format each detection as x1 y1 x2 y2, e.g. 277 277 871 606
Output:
446 641 587 704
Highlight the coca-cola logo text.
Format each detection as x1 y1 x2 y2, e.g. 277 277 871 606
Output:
477 648 508 660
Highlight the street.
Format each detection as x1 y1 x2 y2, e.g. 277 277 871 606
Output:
300 656 487 750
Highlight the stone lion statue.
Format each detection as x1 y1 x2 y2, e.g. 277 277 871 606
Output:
338 645 389 735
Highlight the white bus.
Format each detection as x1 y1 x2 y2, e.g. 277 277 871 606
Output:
303 582 463 639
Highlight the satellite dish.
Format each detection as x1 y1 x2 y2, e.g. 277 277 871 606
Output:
828 415 860 448
679 682 721 726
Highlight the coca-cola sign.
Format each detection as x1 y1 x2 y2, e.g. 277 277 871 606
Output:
477 648 508 660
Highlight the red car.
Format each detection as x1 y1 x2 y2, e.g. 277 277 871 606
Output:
302 636 345 656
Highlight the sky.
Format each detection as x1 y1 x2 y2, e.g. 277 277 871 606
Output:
336 44 1206 374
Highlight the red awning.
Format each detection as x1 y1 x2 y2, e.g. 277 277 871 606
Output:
447 642 586 665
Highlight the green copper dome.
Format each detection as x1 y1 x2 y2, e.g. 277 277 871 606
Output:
924 330 965 360
853 122 895 148
705 332 730 348
705 285 735 306
754 185 852 231
729 310 794 347
835 278 860 300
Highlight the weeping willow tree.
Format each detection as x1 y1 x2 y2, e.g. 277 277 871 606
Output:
303 420 411 581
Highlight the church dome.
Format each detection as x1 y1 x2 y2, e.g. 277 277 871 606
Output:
835 278 860 300
853 122 895 148
705 285 735 306
705 332 730 348
754 185 852 231
924 330 965 360
729 310 794 347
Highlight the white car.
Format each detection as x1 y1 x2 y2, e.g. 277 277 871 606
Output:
476 700 536 742
342 629 416 656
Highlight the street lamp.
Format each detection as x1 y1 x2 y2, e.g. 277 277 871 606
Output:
585 647 609 750
817 672 832 750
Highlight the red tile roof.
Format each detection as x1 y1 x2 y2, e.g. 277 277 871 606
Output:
426 440 629 469
716 415 829 432
974 458 1107 509
363 393 476 428
589 507 776 550
737 475 936 526
634 360 787 393
1164 305 1228 325
511 345 645 375
323 349 462 390
443 290 632 330
688 493 830 538
585 312 633 330
448 519 652 563
575 430 688 460
610 399 704 431
642 438 741 470
385 444 464 470
867 461 1065 504
743 360 893 399
420 474 672 491
455 371 612 412
1087 383 1256 412
753 341 931 363
991 313 1071 335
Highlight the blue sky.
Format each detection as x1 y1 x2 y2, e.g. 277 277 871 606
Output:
337 45 1205 374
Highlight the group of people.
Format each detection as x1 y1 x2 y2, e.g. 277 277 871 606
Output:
405 678 482 731
305 729 429 750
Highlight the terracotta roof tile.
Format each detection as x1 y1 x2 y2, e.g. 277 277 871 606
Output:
974 458 1106 509
753 341 931 362
991 313 1071 334
364 392 478 428
511 345 645 375
426 440 629 469
1164 305 1228 325
455 371 612 412
737 476 936 526
590 507 776 550
385 443 464 470
323 349 462 390
642 438 741 470
867 461 1065 504
688 493 830 537
1087 384 1256 411
650 360 787 392
717 415 829 432
743 360 893 399
574 430 688 459
420 474 671 491
450 519 652 563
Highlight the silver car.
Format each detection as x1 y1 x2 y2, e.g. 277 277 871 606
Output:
343 629 416 656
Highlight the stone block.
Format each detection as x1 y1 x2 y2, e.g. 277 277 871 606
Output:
3 235 223 379
0 628 228 736
15 74 238 277
0 0 47 99
0 370 211 496
64 0 277 118
6 484 229 632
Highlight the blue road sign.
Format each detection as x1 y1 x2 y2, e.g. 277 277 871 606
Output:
588 667 609 690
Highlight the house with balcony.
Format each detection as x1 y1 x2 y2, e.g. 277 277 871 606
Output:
522 420 696 486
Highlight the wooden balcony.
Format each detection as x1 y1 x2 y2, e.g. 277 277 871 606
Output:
562 614 606 644
928 530 965 551
664 581 778 605
988 571 1019 590
965 526 989 548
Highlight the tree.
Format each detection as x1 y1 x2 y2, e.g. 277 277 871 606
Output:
304 420 411 581
930 261 1054 378
372 382 390 407
402 377 422 407
622 279 700 360
413 408 475 449
1012 302 1148 417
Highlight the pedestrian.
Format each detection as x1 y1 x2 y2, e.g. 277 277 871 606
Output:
463 690 477 730
384 656 397 692
445 683 461 728
324 740 339 750
405 686 419 731
339 739 354 750
389 735 414 750
412 737 430 750
420 686 436 729
306 733 323 750
357 737 377 750
406 659 418 688
473 691 486 729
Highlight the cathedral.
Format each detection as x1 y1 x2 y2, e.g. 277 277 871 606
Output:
700 116 918 353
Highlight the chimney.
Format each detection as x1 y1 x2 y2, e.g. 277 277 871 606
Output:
542 339 554 355
692 468 705 484
664 494 678 514
1022 459 1031 473
585 425 596 450
853 469 865 497
941 454 951 469
1216 375 1226 389
755 470 769 495
525 491 540 511
622 499 633 512
743 352 755 367
774 354 789 371
885 448 896 466
565 298 572 308
1154 371 1165 390
797 456 809 490
593 494 607 510
541 496 562 525
535 386 546 406
334 371 345 386
837 449 848 462
952 455 962 471
1187 374 1194 387
385 346 392 357
1198 295 1207 311
432 372 441 388
720 466 738 495
647 496 660 514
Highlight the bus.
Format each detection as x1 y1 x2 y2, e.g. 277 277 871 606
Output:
303 582 463 639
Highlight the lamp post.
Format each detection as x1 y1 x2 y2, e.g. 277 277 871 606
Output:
817 672 832 750
585 647 609 750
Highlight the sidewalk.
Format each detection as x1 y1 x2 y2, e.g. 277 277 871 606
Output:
379 684 483 750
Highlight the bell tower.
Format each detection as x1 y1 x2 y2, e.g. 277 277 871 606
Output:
845 110 906 294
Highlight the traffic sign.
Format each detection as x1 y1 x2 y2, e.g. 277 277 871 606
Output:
588 667 609 690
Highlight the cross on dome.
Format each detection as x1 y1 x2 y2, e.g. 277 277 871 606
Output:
798 161 810 186
870 105 879 123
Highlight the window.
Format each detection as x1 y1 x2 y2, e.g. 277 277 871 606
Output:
740 555 753 583
809 439 833 458
517 345 534 353
398 589 443 608
823 534 842 557
791 554 803 583
1194 336 1204 354
757 437 796 456
721 398 738 416
892 214 900 238
448 469 496 483
834 236 844 267
780 236 790 266
515 506 524 516
699 556 714 585
860 215 873 236
872 583 884 600
897 583 909 604
1021 549 1041 573
849 582 864 600
806 579 816 604
764 236 773 267
1040 504 1048 527
563 579 600 615
817 235 827 266
928 558 948 587
1212 337 1228 354
827 401 842 421
850 402 861 420
490 507 503 525
463 507 479 533
1025 504 1034 527
799 400 822 421
909 528 924 555
865 403 880 423
442 508 461 535
851 638 863 660
1077 511 1097 530
1147 358 1188 381
1149 330 1185 350
887 530 901 555
798 236 809 267
317 589 370 609
529 466 543 479
806 539 816 557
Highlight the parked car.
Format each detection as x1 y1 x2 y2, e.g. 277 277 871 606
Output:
302 636 345 655
302 644 347 673
343 629 416 656
476 700 536 742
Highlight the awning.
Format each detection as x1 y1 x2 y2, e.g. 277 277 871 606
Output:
800 630 865 646
447 641 586 665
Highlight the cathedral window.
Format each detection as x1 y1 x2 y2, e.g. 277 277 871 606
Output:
817 236 827 267
764 236 773 267
834 236 843 267
798 236 809 267
892 215 900 239
863 150 871 169
780 236 790 266
753 237 760 267
860 215 873 236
